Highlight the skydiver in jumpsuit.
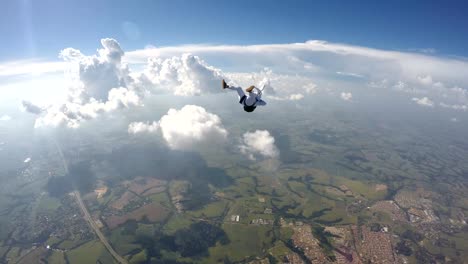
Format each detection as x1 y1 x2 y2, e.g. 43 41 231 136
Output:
222 79 267 112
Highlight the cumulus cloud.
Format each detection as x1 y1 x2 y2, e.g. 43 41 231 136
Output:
34 87 141 128
29 39 143 128
128 121 159 134
340 92 352 101
24 40 236 128
0 115 11 121
60 38 130 102
129 105 227 150
138 53 226 96
21 100 44 114
239 130 279 161
412 97 434 107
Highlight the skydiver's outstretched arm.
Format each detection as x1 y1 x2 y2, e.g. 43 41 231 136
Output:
256 99 267 106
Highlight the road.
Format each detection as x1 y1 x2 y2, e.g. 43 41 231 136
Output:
73 190 128 264
54 140 127 264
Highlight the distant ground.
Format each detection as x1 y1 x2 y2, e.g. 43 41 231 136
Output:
0 98 467 264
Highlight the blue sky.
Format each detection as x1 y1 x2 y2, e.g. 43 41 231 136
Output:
1 0 468 61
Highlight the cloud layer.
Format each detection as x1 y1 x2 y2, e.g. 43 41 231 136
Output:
6 37 468 129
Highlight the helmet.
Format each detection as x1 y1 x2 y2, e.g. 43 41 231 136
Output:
243 105 256 112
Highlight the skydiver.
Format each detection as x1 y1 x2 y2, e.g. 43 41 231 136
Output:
222 79 267 112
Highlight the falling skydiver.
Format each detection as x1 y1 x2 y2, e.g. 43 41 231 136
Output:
222 79 267 112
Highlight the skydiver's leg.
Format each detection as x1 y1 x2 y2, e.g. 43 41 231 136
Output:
226 86 245 99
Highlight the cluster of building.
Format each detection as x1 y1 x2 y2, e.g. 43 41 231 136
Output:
355 226 402 264
290 224 330 263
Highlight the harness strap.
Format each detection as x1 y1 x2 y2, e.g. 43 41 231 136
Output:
239 95 247 104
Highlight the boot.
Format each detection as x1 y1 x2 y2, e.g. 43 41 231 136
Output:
222 79 229 89
246 85 255 93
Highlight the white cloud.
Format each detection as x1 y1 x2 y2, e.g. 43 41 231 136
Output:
440 102 467 111
26 39 143 128
450 117 458 122
417 75 433 86
21 100 44 114
60 38 130 102
137 53 226 96
340 92 352 101
336 71 364 78
5 40 468 91
239 130 279 161
130 105 227 150
269 93 305 101
392 81 407 91
20 39 236 128
288 93 305 100
128 121 159 134
125 40 468 87
4 38 468 124
34 87 141 128
412 97 434 107
0 59 64 77
0 115 11 121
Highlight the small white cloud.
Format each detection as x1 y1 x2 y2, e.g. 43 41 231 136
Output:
418 48 436 54
417 75 433 86
130 105 227 150
288 93 304 100
450 117 458 122
368 79 389 89
340 92 352 101
239 130 279 161
24 157 31 163
392 81 407 90
0 115 11 121
412 97 434 107
336 71 364 78
128 121 159 134
303 83 317 95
